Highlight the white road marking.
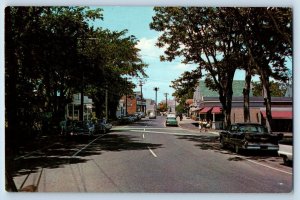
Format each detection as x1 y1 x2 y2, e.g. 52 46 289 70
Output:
143 133 145 139
112 127 182 130
71 135 105 157
130 129 201 136
246 159 292 175
14 142 59 161
148 147 157 158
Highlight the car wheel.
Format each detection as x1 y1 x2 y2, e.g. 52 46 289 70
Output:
283 156 289 165
220 138 226 149
234 145 240 154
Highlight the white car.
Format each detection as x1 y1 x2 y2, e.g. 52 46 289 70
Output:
278 135 293 165
149 112 156 119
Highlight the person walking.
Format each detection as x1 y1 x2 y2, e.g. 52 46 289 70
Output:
198 119 202 132
203 119 207 132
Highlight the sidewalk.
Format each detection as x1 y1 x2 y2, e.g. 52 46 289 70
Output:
178 116 220 135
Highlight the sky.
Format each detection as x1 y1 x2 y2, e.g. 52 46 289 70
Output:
93 6 200 103
92 6 292 103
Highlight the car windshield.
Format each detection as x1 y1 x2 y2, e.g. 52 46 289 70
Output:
238 124 267 133
167 117 176 121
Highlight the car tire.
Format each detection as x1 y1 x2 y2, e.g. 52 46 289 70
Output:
220 138 226 149
234 145 240 154
283 156 290 165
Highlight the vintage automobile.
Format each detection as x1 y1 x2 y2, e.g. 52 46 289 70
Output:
166 116 178 126
219 123 281 154
93 119 112 134
278 135 293 165
60 120 95 138
149 112 156 119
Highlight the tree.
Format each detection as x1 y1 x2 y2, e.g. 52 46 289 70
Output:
170 68 201 110
150 7 244 128
5 6 148 151
233 7 292 131
252 81 287 97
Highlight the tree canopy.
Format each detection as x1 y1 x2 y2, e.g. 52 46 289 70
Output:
5 7 148 148
150 7 292 130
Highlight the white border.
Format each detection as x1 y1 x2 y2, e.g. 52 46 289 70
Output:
1 1 298 200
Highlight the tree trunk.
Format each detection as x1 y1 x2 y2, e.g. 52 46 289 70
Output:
219 70 235 129
260 73 272 132
243 68 251 122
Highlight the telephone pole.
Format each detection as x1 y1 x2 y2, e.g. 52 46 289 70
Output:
139 80 145 112
164 93 169 112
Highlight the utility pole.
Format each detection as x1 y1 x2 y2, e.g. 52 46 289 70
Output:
105 86 108 120
139 80 144 113
125 78 128 116
80 72 84 121
154 87 159 115
164 93 169 112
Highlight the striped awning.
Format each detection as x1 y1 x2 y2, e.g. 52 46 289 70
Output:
211 107 222 114
199 107 212 114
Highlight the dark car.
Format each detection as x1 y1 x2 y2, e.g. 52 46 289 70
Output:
219 123 282 154
60 120 95 138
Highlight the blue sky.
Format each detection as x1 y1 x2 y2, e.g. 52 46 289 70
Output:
92 6 263 103
93 6 200 103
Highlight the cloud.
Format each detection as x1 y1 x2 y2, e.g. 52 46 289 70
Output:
136 37 165 60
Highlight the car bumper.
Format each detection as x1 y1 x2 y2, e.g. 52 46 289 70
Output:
244 143 279 151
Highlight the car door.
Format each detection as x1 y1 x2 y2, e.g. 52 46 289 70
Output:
228 125 239 145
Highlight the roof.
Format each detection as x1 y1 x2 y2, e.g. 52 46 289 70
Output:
199 80 248 97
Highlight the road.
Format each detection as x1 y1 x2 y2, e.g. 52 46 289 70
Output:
12 116 292 192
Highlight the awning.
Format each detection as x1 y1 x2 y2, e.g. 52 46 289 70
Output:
199 107 212 114
261 111 292 119
211 107 222 114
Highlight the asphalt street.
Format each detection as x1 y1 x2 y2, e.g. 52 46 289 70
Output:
12 116 293 192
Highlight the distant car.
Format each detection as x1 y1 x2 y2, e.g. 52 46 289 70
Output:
166 117 178 126
94 119 112 134
137 112 146 118
219 123 282 154
149 112 156 119
278 135 293 165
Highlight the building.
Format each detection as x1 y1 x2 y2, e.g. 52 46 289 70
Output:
116 91 150 117
190 80 292 133
66 93 94 121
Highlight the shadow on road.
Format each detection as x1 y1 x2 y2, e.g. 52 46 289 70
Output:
175 134 283 163
10 133 163 177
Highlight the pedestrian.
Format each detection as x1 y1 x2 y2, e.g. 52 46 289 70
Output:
203 119 207 132
206 120 211 131
198 119 202 132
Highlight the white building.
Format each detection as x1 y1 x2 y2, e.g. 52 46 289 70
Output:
66 93 94 121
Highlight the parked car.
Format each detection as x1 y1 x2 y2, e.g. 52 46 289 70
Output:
166 116 178 126
136 112 146 118
93 119 112 134
61 120 95 138
219 123 282 154
278 135 293 165
149 112 156 119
